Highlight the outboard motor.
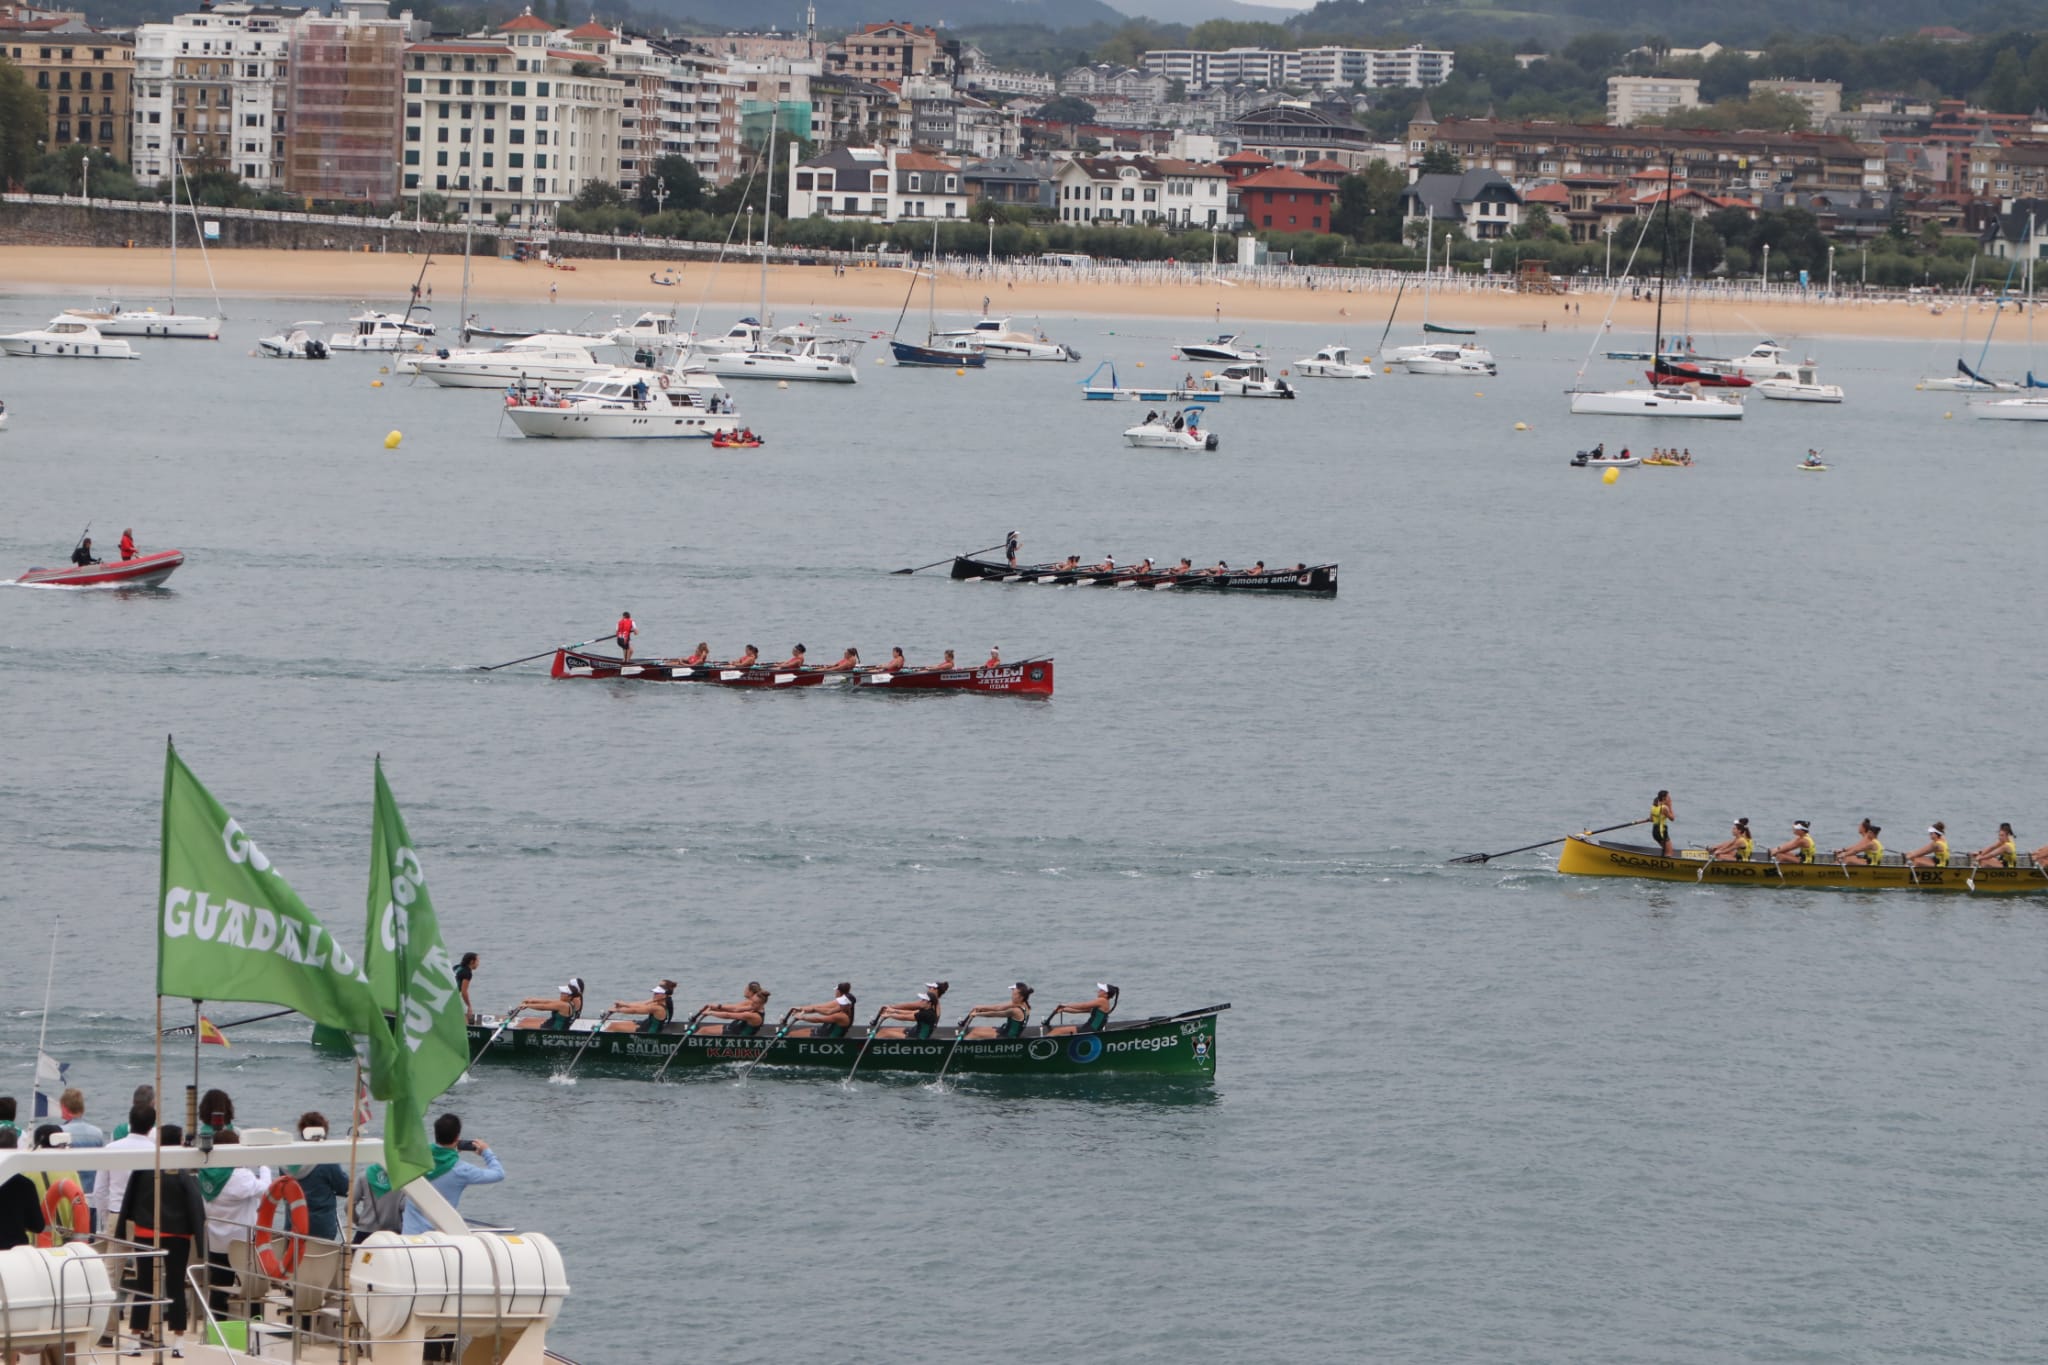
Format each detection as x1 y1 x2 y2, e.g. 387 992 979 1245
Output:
436 347 450 359
306 339 328 360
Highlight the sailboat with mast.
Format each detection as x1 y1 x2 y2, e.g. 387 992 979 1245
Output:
66 151 223 339
1920 255 2019 391
1973 228 2048 419
890 222 986 367
1384 210 1495 372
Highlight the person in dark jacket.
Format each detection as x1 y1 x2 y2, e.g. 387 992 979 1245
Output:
0 1127 47 1250
114 1124 207 1347
285 1112 351 1242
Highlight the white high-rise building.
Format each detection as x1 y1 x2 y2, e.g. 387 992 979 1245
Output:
131 2 302 187
1606 75 1701 126
1139 44 1452 93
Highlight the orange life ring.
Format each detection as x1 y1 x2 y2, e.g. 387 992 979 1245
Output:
36 1177 87 1247
658 374 670 390
254 1175 309 1278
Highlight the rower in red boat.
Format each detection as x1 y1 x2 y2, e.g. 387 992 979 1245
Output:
881 646 907 672
775 643 807 669
935 649 957 671
983 646 1001 668
119 528 137 561
823 647 859 671
731 644 760 669
665 642 710 666
615 611 637 660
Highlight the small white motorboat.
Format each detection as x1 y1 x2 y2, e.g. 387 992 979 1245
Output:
1568 384 1744 420
1570 448 1640 468
1198 361 1295 398
0 316 139 359
503 368 741 439
1124 407 1218 451
256 322 330 359
1702 339 1803 381
1972 395 2048 421
1176 333 1263 363
1294 344 1374 379
688 317 764 355
401 334 615 388
604 311 678 347
692 330 863 383
1076 361 1215 403
64 301 220 339
1753 365 1844 403
1399 344 1497 377
327 309 436 353
933 317 1076 362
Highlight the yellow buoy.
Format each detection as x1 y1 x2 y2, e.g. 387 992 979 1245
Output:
1602 467 1619 485
875 356 886 364
378 366 389 374
955 367 966 375
1135 361 1145 368
778 380 790 389
1203 370 1214 379
1474 391 1484 397
1513 421 1528 431
384 430 403 449
370 379 383 388
1943 410 1953 419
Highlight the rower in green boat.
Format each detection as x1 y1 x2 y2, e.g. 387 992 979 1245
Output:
791 984 856 1037
510 978 583 1030
694 982 769 1035
1907 824 1950 869
605 980 677 1032
1834 820 1883 865
1045 983 1119 1035
961 982 1033 1038
874 982 948 1039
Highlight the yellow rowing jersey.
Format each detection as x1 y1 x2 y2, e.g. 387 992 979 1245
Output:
1930 838 1949 867
1864 839 1884 864
1795 834 1815 863
1651 803 1670 835
1734 834 1753 860
1999 838 2017 868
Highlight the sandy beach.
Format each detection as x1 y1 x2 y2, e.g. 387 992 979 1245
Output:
0 244 1988 342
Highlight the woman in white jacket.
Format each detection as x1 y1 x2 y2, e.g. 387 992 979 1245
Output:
202 1131 270 1315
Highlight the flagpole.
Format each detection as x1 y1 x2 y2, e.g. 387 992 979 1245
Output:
187 999 202 1137
33 920 57 1113
150 994 165 1351
340 1056 364 1330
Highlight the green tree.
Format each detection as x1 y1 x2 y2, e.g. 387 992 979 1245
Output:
1982 47 2027 112
24 147 139 199
1417 145 1462 176
635 155 704 215
573 179 625 212
1186 19 1291 50
1331 160 1406 243
1038 94 1097 124
1643 92 1808 131
0 59 45 189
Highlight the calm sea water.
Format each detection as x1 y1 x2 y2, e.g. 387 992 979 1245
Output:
3 290 2046 1364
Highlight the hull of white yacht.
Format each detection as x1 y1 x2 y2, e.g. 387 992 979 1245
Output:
1754 380 1844 403
1972 397 2048 420
1568 388 1743 419
505 403 740 438
410 359 612 387
0 332 137 359
88 311 221 339
697 351 858 382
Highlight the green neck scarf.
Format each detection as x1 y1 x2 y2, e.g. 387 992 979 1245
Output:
195 1122 237 1199
366 1144 461 1197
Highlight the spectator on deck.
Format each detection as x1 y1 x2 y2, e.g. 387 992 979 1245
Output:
92 1103 156 1231
399 1114 503 1235
284 1112 351 1243
202 1131 267 1314
60 1088 106 1205
115 1125 205 1354
0 1128 46 1250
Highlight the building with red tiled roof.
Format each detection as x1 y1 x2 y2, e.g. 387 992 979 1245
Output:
498 10 554 31
1233 166 1335 233
564 20 616 40
1299 156 1351 186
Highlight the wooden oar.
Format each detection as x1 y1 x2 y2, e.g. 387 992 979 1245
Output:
893 541 1006 575
1450 817 1649 865
459 1008 521 1082
651 1007 710 1083
160 1006 295 1037
843 1007 892 1082
556 1010 613 1080
737 1009 799 1078
476 636 606 671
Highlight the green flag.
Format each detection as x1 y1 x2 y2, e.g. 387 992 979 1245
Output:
362 759 470 1190
158 740 383 1038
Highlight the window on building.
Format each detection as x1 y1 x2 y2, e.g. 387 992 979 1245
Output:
509 176 522 192
508 152 523 167
510 81 525 95
404 149 419 165
1262 214 1272 226
536 81 549 95
509 127 524 144
436 126 448 142
534 153 546 168
435 173 446 188
436 149 447 165
405 125 420 141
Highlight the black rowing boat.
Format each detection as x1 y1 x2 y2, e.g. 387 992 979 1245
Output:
949 556 1337 597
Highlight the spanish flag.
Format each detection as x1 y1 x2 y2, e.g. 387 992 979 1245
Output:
196 1017 230 1047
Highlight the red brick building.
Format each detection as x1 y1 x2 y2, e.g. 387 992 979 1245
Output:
1233 165 1334 233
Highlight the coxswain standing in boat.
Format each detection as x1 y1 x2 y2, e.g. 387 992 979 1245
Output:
119 528 137 561
1907 823 1950 869
605 981 676 1032
961 982 1034 1038
615 611 637 661
775 643 808 669
510 979 583 1030
1650 790 1676 857
1005 530 1020 567
1973 823 2019 868
824 647 859 671
1706 818 1753 861
874 982 948 1038
1834 820 1883 865
70 536 100 567
1770 820 1817 864
1045 983 1119 1036
694 982 769 1036
791 984 856 1037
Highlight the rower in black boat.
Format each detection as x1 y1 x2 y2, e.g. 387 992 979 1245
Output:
1056 554 1081 572
792 983 856 1037
1171 558 1193 574
1090 554 1115 573
606 981 676 1032
695 982 769 1036
1005 530 1020 567
823 646 859 671
1209 560 1229 576
875 982 949 1039
731 644 760 669
774 643 808 669
961 982 1034 1039
1046 983 1119 1035
1132 557 1154 575
1245 561 1266 576
71 536 100 567
510 978 584 1031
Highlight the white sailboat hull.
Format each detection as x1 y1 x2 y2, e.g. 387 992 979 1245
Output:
1754 380 1844 403
1568 387 1744 419
1972 396 2048 420
697 351 858 383
91 311 221 339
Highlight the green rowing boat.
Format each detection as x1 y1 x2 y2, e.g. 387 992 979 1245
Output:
459 1005 1226 1079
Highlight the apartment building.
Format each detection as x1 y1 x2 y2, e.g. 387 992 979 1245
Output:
401 13 626 226
0 15 132 157
825 21 956 82
282 0 419 202
785 144 966 221
1140 44 1452 93
1227 102 1376 169
1606 75 1700 127
1749 78 1843 124
131 3 300 187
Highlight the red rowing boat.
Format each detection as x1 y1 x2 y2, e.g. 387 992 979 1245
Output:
550 647 1053 696
16 549 184 588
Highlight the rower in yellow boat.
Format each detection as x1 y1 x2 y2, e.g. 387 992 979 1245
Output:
1706 817 1753 861
1907 823 1950 869
1770 820 1817 864
1834 819 1883 865
1973 823 2018 868
1650 789 1676 857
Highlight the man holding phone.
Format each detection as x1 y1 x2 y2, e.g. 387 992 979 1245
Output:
400 1113 505 1235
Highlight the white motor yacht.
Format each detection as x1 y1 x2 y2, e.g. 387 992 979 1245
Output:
693 330 863 383
1753 365 1844 403
1568 384 1744 419
1124 407 1219 450
1176 333 1263 362
1972 395 2048 420
688 317 765 355
401 334 614 388
936 318 1077 361
1199 361 1296 398
1401 345 1498 377
64 301 221 339
0 316 139 359
328 309 436 353
505 367 741 439
1703 339 1804 381
1294 344 1374 378
256 322 330 359
605 310 678 348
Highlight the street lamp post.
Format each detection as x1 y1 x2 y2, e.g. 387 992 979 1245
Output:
653 175 667 219
80 153 89 200
1827 244 1835 294
745 205 753 253
1761 242 1770 288
1861 246 1867 287
1604 223 1615 279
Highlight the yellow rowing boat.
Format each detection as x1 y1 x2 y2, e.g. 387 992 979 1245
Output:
1556 833 2048 893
